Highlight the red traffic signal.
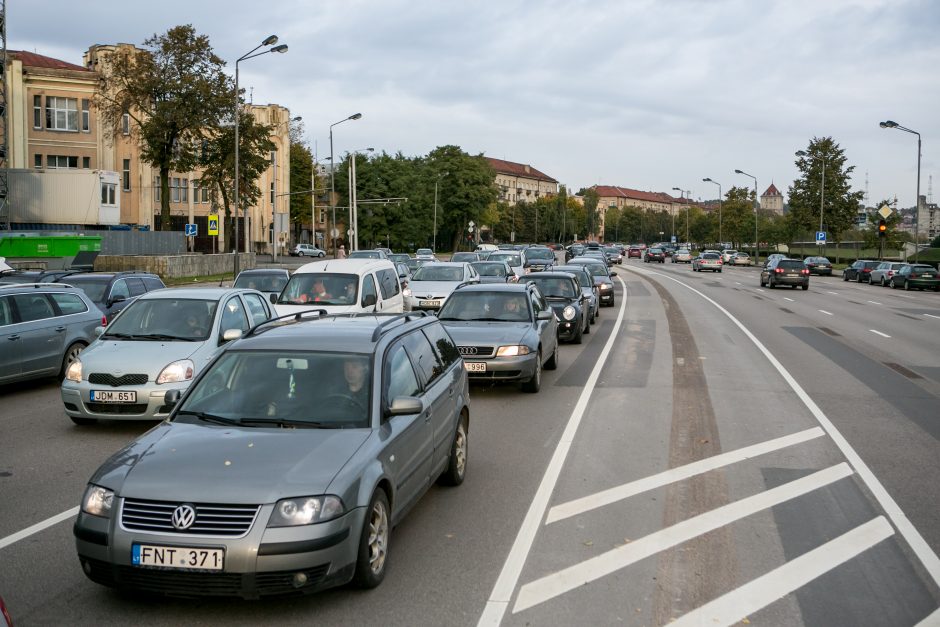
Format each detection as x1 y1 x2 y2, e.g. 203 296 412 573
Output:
878 219 887 237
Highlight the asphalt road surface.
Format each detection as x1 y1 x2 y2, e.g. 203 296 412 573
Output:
1 258 939 626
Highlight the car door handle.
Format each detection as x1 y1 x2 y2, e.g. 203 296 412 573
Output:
423 412 431 423
55 326 66 332
7 335 19 341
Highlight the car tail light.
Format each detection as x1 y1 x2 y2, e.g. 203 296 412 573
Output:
717 260 723 265
863 268 871 273
775 268 784 273
101 316 108 326
887 271 894 277
801 269 809 275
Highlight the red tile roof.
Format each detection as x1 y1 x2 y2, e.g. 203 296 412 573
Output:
763 183 782 197
484 157 558 183
593 185 682 204
11 50 91 73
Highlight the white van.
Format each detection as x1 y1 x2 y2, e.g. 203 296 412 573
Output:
475 243 498 254
272 259 404 317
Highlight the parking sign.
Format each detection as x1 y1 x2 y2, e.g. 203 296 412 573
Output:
815 231 826 245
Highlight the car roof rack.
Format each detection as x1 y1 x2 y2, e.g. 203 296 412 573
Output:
369 311 430 342
0 282 76 290
245 308 329 337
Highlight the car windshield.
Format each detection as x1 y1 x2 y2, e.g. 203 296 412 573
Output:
489 253 522 266
438 292 530 322
278 273 359 306
556 268 591 288
578 263 608 278
412 266 464 282
349 251 381 259
104 298 218 341
62 276 110 302
649 248 663 253
416 249 433 256
702 253 720 259
677 249 690 254
176 350 372 428
389 254 410 263
451 253 478 262
525 248 555 261
472 262 507 277
911 265 935 272
603 247 619 254
234 273 288 293
529 277 577 298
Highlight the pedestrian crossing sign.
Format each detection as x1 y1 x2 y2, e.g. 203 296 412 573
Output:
208 214 219 236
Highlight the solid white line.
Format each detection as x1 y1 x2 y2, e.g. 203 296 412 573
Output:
0 506 80 551
513 464 854 613
925 313 940 320
827 291 839 295
915 607 940 626
477 277 629 627
671 517 894 627
818 310 833 316
546 427 826 524
756 288 765 292
870 329 891 338
868 300 883 306
635 268 940 589
783 297 795 302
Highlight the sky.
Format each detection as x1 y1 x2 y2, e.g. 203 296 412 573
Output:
11 0 940 208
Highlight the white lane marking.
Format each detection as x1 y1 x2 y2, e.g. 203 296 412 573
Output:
735 281 742 285
0 506 79 551
672 517 894 627
477 277 629 627
819 310 834 316
756 288 766 293
514 464 854 613
546 427 826 524
916 607 940 626
827 291 839 295
925 313 940 320
635 268 940 589
870 329 891 338
783 297 795 302
867 300 883 305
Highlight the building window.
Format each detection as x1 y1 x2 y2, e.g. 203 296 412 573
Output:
45 97 79 131
121 113 130 135
101 182 116 206
270 182 275 205
82 157 91 169
47 155 78 169
154 176 161 202
193 180 210 203
122 159 131 191
34 154 43 168
180 178 189 203
34 96 42 129
170 177 180 203
82 99 90 132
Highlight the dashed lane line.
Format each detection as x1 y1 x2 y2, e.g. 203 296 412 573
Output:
868 300 884 305
783 297 795 302
925 314 940 320
0 507 79 551
870 329 892 338
819 310 834 316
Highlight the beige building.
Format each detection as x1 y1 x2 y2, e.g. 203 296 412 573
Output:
761 183 784 215
590 185 687 241
485 157 558 205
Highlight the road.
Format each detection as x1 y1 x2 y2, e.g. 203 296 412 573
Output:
1 257 939 626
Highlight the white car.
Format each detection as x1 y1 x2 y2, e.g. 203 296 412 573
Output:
274 259 404 316
405 262 479 311
720 249 738 264
291 243 326 257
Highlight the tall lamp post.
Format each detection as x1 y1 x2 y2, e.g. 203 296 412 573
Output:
433 171 448 252
703 178 722 246
880 120 922 262
734 169 759 264
234 35 287 276
328 113 362 255
672 187 691 244
347 147 374 251
271 115 301 262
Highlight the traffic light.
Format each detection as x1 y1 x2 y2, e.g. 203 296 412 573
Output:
878 219 887 238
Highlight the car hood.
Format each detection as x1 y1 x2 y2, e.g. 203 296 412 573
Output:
544 296 578 312
440 321 532 345
408 280 463 297
100 422 370 503
80 339 208 377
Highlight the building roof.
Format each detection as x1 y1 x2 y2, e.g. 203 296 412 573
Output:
592 185 682 204
11 50 92 73
762 183 782 197
484 157 558 183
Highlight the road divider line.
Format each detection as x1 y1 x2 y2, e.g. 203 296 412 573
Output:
870 329 891 338
784 297 795 302
925 313 940 320
477 277 629 627
868 300 883 306
513 464 854 613
0 506 79 551
546 427 826 524
671 517 894 627
819 310 833 316
632 267 940 589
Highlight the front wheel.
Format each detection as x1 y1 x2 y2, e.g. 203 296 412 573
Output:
904 280 910 291
843 273 849 281
438 415 468 486
60 341 87 380
545 341 559 370
353 490 390 589
522 350 542 393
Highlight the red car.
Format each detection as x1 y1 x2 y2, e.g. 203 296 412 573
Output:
627 247 642 258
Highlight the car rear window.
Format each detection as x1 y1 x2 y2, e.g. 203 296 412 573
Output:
702 253 719 259
778 260 805 269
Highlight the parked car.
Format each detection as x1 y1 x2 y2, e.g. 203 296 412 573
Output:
54 271 166 322
347 250 389 260
1 283 104 386
672 249 693 263
522 246 557 273
0 268 83 285
568 257 616 307
802 256 832 275
233 268 290 300
869 262 906 287
889 264 940 291
644 248 666 263
731 252 751 266
760 258 809 290
450 252 482 263
692 253 722 272
525 272 590 343
436 282 558 392
471 261 515 284
843 260 881 283
274 260 404 316
74 311 470 597
290 243 326 258
554 264 599 324
404 262 479 312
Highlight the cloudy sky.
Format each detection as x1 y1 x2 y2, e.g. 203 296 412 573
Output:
11 0 939 208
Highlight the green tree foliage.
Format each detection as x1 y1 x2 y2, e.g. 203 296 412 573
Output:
721 186 757 248
94 25 231 231
580 188 599 239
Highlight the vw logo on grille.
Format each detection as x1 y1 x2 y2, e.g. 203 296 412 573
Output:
458 346 478 356
171 504 196 530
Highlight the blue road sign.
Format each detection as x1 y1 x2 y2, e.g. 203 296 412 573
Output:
815 231 826 245
671 235 677 243
185 223 198 237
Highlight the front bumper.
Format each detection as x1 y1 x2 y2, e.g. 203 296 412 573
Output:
598 288 614 305
557 317 583 341
74 501 365 599
62 381 185 421
462 353 538 382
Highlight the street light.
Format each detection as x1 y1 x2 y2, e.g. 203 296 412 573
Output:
734 169 759 264
234 35 288 276
347 147 374 251
328 113 363 255
672 187 691 244
433 171 449 252
270 116 301 262
880 120 922 262
703 178 722 246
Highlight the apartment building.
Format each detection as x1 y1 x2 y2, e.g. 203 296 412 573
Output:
485 157 558 205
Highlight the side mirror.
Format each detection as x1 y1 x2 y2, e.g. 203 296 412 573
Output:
609 271 617 277
94 326 105 337
164 389 182 409
362 293 377 308
387 396 424 417
108 295 126 307
537 309 554 321
269 293 278 304
221 328 243 343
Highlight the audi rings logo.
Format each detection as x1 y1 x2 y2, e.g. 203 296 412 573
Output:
171 504 196 530
458 346 478 356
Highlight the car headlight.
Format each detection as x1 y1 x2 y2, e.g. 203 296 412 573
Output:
600 284 613 291
65 359 83 382
268 495 345 527
496 345 531 357
562 305 576 320
82 484 114 518
156 359 194 384
403 287 412 297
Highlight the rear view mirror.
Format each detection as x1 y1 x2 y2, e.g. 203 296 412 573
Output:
609 271 617 277
221 328 243 343
108 295 126 307
269 293 278 304
537 309 554 320
164 389 182 409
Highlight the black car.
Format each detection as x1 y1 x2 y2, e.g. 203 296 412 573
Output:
0 269 84 285
525 272 590 344
644 248 666 263
54 271 165 322
565 244 585 262
568 257 616 307
760 258 809 290
471 261 515 284
554 264 599 325
843 260 880 283
803 256 833 276
522 246 556 273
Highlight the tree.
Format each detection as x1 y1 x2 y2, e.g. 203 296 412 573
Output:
722 186 756 249
579 188 599 240
94 25 232 231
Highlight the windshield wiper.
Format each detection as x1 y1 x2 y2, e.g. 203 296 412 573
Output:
239 418 343 429
176 410 242 426
104 333 191 341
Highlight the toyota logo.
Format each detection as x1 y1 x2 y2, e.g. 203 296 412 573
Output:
458 346 478 356
171 504 196 530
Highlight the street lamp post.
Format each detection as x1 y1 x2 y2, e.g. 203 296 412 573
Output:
347 147 373 251
271 115 301 262
328 113 363 255
234 35 287 276
734 170 759 264
672 187 691 244
880 120 922 262
703 178 722 246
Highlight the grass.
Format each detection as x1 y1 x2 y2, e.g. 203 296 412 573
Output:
163 273 232 286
